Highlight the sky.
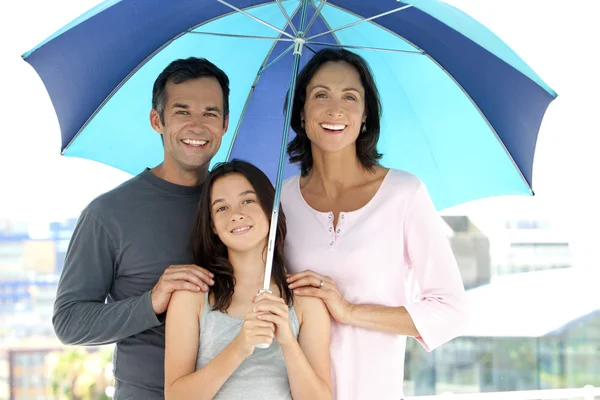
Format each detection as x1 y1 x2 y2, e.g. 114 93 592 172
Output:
1 0 599 262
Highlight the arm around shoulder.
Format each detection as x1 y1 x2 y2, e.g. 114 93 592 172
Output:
53 212 161 345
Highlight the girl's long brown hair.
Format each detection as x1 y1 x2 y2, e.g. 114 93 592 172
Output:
192 159 292 312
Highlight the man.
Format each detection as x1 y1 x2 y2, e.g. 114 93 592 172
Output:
53 57 230 399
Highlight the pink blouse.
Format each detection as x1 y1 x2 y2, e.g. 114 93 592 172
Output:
281 169 470 399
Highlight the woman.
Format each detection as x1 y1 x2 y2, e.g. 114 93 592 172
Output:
164 160 331 400
282 49 470 399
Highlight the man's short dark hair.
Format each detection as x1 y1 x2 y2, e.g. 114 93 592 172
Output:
152 57 230 126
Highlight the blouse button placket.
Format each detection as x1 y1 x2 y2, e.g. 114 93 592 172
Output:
328 212 345 247
337 212 346 236
328 212 334 247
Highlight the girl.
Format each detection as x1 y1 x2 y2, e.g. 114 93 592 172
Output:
164 160 331 400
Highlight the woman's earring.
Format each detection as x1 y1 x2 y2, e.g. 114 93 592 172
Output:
361 123 367 134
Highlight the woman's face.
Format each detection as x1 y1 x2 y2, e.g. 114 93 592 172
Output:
302 61 366 156
210 173 269 253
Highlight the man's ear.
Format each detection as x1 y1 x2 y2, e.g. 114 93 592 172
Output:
222 115 229 133
150 109 163 134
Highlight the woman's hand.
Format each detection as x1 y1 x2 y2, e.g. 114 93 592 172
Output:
253 292 296 348
287 270 353 324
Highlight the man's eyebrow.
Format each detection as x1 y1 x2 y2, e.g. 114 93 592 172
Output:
172 103 189 109
205 106 222 114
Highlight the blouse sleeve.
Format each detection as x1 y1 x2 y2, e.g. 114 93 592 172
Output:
402 180 471 351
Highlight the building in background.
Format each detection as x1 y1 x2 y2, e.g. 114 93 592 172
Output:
0 339 114 400
497 217 574 275
443 216 492 289
0 219 76 343
404 267 600 395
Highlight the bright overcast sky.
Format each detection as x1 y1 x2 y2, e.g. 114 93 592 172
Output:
1 0 599 260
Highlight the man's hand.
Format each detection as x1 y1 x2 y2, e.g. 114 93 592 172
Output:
151 264 214 314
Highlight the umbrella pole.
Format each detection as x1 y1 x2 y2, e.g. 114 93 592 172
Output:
259 1 309 294
255 0 308 350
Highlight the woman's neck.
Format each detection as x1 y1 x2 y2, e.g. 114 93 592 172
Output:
306 144 374 196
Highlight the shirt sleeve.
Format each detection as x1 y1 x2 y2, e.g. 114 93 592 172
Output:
402 181 471 351
52 211 162 346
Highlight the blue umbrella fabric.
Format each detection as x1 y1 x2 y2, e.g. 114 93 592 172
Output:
23 0 556 211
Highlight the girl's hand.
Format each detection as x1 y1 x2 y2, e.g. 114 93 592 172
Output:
253 292 296 348
233 311 275 357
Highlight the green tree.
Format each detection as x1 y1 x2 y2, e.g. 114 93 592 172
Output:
48 347 114 400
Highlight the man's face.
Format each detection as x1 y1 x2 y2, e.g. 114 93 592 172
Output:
151 77 228 173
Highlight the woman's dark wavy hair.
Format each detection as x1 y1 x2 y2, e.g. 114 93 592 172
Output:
191 159 292 312
287 48 383 176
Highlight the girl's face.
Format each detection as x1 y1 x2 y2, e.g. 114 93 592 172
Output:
210 173 270 253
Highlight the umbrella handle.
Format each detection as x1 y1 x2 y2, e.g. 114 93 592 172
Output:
255 289 273 349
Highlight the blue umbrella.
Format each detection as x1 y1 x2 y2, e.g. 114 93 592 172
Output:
23 0 556 288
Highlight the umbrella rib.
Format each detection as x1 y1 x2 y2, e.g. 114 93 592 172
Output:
225 2 303 161
276 0 298 36
304 0 327 36
307 0 343 46
306 41 424 54
306 4 413 41
258 44 295 75
304 43 318 54
188 31 293 41
217 0 295 39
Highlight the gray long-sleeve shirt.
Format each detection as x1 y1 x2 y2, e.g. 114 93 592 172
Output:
53 169 202 399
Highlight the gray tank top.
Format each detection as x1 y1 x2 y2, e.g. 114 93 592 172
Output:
195 291 300 399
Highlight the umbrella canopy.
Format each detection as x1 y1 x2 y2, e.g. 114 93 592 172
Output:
23 0 556 211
